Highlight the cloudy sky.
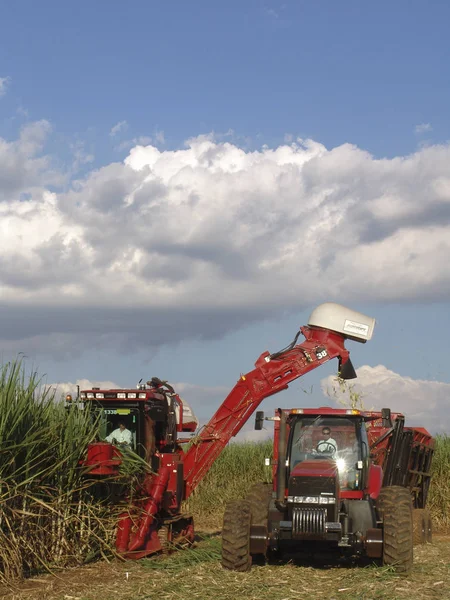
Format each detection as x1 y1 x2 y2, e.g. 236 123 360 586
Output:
1 1 450 436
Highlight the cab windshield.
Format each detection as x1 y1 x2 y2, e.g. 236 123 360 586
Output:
289 416 364 491
92 404 140 451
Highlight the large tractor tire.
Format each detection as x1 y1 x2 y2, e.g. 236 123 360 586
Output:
412 509 427 545
246 482 272 526
375 486 390 517
380 486 413 574
221 500 252 572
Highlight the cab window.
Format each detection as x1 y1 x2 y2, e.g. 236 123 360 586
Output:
289 416 362 491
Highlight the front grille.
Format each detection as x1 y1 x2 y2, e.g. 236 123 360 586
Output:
292 507 326 537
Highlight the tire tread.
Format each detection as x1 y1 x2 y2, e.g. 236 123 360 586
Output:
221 500 252 572
379 486 413 574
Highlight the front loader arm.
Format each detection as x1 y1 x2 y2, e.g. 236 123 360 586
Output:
183 325 352 496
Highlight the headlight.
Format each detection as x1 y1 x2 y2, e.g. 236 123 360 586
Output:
304 496 319 504
287 495 336 504
80 392 86 399
319 496 332 504
95 393 104 399
139 393 146 399
127 393 137 398
336 458 346 472
87 393 94 399
117 393 126 399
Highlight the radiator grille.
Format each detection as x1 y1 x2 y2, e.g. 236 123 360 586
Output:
292 507 327 536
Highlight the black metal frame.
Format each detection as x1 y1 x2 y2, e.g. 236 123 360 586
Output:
379 416 434 508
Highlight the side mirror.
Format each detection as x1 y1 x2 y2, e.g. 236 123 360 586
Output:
338 357 357 380
255 411 265 430
381 408 392 428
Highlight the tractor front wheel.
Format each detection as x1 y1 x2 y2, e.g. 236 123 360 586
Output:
221 500 252 572
246 482 271 526
246 482 271 564
381 486 413 574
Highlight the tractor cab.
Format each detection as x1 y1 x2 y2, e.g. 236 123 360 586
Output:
286 410 370 493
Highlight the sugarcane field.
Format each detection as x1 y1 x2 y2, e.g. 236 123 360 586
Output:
0 351 450 600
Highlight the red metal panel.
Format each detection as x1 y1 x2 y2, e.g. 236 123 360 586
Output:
366 464 383 500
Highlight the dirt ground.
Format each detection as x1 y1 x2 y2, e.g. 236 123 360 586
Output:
1 535 449 600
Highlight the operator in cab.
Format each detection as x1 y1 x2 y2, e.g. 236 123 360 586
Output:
316 427 338 455
105 420 132 448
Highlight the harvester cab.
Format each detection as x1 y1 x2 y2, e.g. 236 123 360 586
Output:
78 378 198 476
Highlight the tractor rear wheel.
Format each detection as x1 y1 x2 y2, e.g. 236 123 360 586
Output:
375 487 389 517
412 509 427 545
221 500 252 572
381 486 413 573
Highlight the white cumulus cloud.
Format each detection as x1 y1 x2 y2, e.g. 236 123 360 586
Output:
321 365 450 434
47 378 120 402
2 128 450 356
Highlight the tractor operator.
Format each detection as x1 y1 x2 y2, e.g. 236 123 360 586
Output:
105 421 132 447
316 427 338 455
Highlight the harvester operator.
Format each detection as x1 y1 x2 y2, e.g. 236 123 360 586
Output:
105 421 132 447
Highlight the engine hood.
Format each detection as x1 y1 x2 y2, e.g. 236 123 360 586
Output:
288 459 339 498
290 459 338 479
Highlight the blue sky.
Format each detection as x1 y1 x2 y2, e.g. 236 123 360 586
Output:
1 1 450 434
1 0 449 158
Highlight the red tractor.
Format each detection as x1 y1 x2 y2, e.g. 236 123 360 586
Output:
77 303 378 558
221 406 433 573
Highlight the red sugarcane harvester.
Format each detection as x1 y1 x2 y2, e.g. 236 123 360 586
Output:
76 303 433 571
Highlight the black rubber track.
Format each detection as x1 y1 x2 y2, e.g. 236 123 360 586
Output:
221 500 252 572
380 486 413 573
246 482 272 526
